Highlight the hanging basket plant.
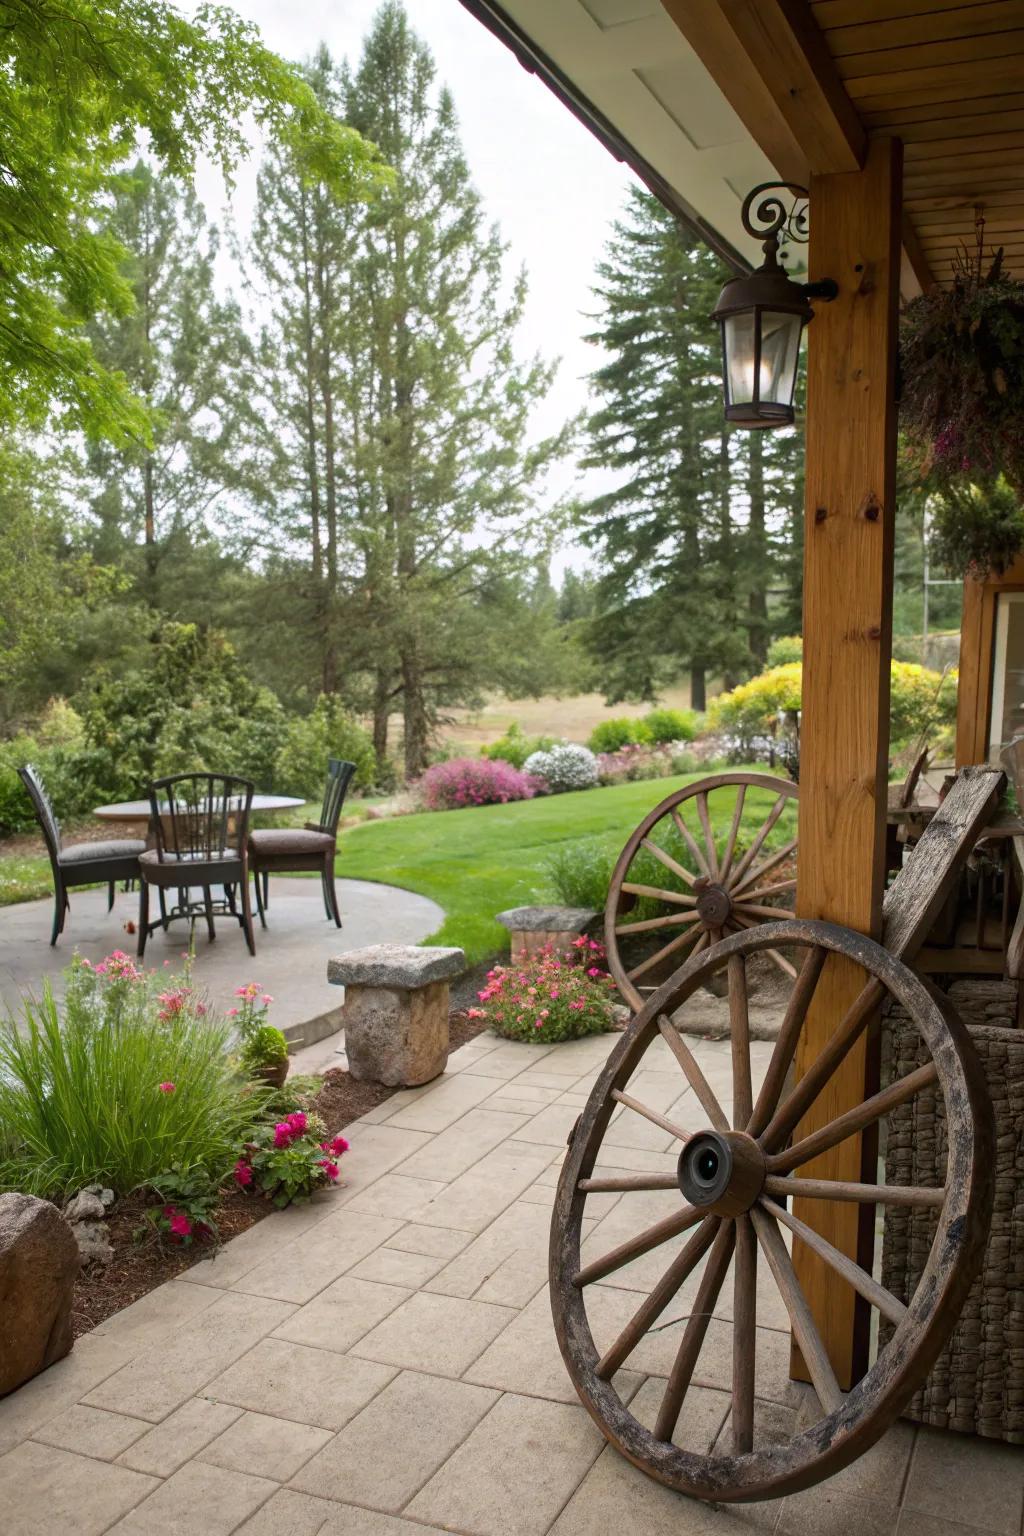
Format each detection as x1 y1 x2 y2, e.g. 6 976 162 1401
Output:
901 230 1024 574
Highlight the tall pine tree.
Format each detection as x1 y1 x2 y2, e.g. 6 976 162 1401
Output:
579 188 803 703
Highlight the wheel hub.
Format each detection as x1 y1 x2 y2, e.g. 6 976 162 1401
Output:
678 1130 765 1216
694 878 731 929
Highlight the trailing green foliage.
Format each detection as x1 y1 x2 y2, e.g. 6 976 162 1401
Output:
927 476 1024 579
0 955 267 1199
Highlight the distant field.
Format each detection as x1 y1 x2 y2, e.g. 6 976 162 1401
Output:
428 686 698 752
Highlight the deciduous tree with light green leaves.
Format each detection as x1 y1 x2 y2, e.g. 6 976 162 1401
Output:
0 0 384 441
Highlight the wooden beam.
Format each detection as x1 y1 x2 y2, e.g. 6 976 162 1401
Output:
901 211 934 294
793 137 902 1390
659 0 866 179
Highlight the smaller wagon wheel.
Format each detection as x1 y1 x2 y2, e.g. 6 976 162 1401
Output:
605 773 799 1011
550 921 994 1503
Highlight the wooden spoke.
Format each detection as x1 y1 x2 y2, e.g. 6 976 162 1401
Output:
730 912 799 979
747 946 827 1138
765 948 798 979
730 838 798 900
614 910 701 937
696 792 719 878
671 807 711 879
626 920 705 981
768 1061 940 1176
749 1206 843 1415
763 1174 945 1210
640 836 697 890
612 1088 692 1144
657 1014 730 1133
621 880 695 908
728 796 788 890
654 1220 736 1442
717 784 747 884
759 977 887 1152
764 1198 907 1329
731 1215 757 1455
596 1218 720 1380
737 877 797 902
729 954 753 1131
579 1173 680 1194
573 1204 704 1288
732 900 800 923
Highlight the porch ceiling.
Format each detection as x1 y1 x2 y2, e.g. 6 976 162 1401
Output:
463 0 1024 293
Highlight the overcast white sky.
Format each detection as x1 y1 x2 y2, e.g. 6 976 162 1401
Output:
190 0 638 572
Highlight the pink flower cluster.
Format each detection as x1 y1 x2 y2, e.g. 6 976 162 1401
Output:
418 757 539 812
317 1133 350 1182
596 742 675 786
156 986 205 1022
273 1110 308 1147
471 941 616 1045
85 949 143 982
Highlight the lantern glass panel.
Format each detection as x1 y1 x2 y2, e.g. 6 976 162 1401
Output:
757 309 803 408
723 310 757 407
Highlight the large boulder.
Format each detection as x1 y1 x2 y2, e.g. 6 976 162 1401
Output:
0 1193 79 1397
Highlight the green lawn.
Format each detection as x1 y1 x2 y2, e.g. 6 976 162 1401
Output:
336 770 792 964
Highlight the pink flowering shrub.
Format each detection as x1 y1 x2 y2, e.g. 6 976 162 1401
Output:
469 942 616 1044
234 1110 350 1208
143 1165 220 1249
418 756 538 812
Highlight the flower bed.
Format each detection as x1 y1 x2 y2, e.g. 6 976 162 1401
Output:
469 937 616 1043
418 755 539 810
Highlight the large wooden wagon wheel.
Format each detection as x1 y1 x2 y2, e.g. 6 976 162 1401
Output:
550 920 994 1502
605 772 799 1011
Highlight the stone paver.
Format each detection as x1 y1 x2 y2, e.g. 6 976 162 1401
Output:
0 1028 1016 1536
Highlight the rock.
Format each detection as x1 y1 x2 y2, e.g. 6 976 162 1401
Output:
0 1193 79 1396
64 1190 106 1224
83 1184 115 1210
495 905 597 934
69 1222 114 1267
328 944 464 990
343 980 450 1088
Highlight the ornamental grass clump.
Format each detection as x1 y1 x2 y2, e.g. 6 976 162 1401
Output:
418 756 539 811
0 953 266 1199
469 941 616 1044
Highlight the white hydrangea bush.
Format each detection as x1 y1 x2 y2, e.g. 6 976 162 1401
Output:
524 742 599 793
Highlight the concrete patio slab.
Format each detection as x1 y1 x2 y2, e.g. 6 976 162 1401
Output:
0 876 443 1039
0 1027 1021 1536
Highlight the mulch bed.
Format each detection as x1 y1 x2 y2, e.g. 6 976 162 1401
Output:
70 1009 491 1339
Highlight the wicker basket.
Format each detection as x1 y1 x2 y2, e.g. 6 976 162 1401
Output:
880 1007 1024 1443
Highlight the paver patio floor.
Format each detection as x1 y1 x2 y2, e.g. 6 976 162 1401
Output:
0 1027 1020 1536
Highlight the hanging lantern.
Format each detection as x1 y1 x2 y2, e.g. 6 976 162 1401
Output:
712 183 837 429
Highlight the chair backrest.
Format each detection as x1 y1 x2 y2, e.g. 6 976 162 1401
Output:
18 764 61 864
314 759 357 836
148 773 254 862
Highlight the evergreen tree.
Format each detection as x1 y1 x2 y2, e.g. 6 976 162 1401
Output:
578 188 803 703
79 162 255 612
249 8 571 775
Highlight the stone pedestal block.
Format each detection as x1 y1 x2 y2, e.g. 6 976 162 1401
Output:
328 944 464 1087
495 905 598 963
0 1192 79 1397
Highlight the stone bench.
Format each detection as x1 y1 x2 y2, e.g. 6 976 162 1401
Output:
327 944 464 1087
495 905 598 961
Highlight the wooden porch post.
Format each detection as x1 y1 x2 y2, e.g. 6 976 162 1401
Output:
793 136 902 1389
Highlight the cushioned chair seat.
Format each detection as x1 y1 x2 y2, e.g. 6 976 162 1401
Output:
59 838 146 865
139 848 234 869
249 828 334 857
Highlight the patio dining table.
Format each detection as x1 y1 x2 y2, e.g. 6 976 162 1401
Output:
93 793 305 827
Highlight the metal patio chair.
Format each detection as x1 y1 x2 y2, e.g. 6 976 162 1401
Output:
248 758 355 929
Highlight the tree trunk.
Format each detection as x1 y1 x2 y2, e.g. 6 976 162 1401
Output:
690 666 706 712
401 650 429 778
143 453 157 583
747 431 769 667
372 669 390 763
313 187 340 698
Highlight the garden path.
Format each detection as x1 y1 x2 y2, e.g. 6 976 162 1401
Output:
0 878 443 1039
0 1028 1018 1536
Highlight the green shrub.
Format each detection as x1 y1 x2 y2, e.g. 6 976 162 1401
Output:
0 954 266 1199
544 839 614 910
241 1024 289 1071
76 622 287 802
588 717 650 754
480 723 554 770
642 707 699 744
274 694 377 798
766 635 803 666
